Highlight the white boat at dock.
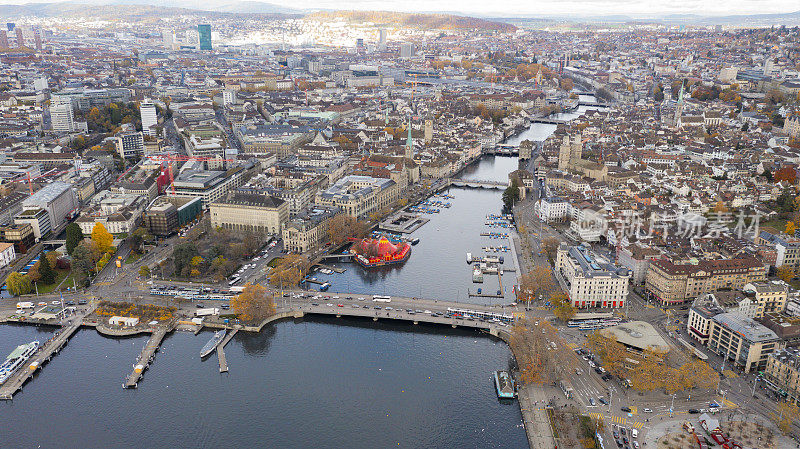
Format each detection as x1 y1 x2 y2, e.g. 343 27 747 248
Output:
200 330 226 358
0 341 39 384
472 267 484 283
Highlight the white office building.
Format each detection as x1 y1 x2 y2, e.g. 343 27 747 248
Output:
50 102 75 133
222 90 236 107
140 100 158 137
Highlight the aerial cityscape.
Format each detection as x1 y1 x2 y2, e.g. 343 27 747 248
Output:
0 1 800 448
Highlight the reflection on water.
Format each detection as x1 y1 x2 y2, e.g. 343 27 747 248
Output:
0 318 528 449
237 323 277 356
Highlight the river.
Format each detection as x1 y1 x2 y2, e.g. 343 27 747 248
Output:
310 154 521 304
0 113 595 448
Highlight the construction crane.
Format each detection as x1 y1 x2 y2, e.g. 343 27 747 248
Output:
19 167 76 195
153 154 239 195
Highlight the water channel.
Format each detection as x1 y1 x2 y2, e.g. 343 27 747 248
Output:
0 107 601 447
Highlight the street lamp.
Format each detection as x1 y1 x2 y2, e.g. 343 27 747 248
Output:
669 393 676 418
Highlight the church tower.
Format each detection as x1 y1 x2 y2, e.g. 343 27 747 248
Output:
405 119 413 160
424 117 433 143
570 132 583 161
675 84 685 128
558 135 572 170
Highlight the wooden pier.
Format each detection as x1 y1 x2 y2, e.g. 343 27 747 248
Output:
123 326 170 389
468 292 505 299
217 329 237 373
315 263 346 274
302 277 329 286
0 320 82 400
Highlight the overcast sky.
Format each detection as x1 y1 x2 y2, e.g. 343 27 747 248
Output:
298 0 799 16
7 0 800 17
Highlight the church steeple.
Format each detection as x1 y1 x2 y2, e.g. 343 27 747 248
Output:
405 118 413 159
675 82 685 128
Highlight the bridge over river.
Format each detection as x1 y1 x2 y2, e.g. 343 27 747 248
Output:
447 178 509 190
210 291 523 337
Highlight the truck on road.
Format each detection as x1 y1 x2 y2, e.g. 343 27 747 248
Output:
195 308 220 317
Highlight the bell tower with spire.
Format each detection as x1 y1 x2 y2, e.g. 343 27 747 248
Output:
675 83 685 128
405 118 413 160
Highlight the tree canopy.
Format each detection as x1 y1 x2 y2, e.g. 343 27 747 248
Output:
230 284 276 322
91 223 114 253
65 223 84 255
5 272 31 296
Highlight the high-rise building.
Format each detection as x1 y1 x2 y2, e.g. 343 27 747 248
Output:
763 58 776 76
140 100 158 137
0 30 7 49
399 42 415 59
114 132 145 159
50 102 76 133
197 24 212 50
162 30 175 50
378 29 387 51
15 27 24 48
222 90 235 107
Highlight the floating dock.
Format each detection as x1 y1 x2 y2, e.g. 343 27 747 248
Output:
123 327 169 389
494 370 516 399
468 291 505 299
378 212 429 234
0 320 82 400
217 329 238 373
314 263 346 274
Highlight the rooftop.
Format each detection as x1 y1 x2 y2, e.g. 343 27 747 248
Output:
712 312 779 343
562 243 630 278
600 321 670 354
213 192 284 209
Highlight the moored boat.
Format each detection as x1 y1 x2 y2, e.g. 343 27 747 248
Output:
200 330 226 358
493 370 515 399
0 341 39 384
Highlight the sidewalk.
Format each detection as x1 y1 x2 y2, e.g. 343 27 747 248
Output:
518 383 557 449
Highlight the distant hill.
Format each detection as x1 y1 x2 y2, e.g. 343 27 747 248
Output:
0 2 297 19
496 10 800 27
210 1 297 14
308 10 517 32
